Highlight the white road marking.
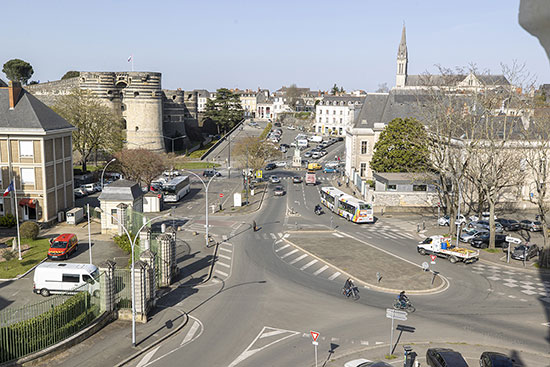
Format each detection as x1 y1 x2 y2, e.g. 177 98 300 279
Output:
211 278 220 284
218 262 230 268
219 254 231 260
270 233 277 239
181 321 200 346
361 341 369 345
283 233 290 239
262 233 268 240
289 254 308 265
375 341 384 345
215 269 229 277
220 248 233 253
223 242 233 246
332 233 344 238
328 271 341 280
278 233 283 238
313 265 329 276
275 244 290 252
300 259 318 271
136 346 160 367
275 239 282 244
260 329 287 338
281 249 298 259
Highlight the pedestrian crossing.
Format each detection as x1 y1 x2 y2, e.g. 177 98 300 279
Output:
211 241 234 284
276 176 334 182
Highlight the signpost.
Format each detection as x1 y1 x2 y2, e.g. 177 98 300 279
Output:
219 193 224 198
310 330 320 367
386 308 407 356
430 254 436 264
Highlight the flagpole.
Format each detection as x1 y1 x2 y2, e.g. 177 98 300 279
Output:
13 182 21 260
131 54 134 72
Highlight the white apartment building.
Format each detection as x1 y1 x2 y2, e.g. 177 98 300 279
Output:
314 96 363 136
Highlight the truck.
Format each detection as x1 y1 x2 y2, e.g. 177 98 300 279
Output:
305 170 316 185
417 235 479 264
308 135 323 143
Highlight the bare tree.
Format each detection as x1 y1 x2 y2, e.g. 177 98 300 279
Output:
285 84 301 111
233 136 279 171
114 149 166 189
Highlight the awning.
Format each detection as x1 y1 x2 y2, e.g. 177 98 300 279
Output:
19 198 37 208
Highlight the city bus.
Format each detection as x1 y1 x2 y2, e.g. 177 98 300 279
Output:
163 176 190 202
319 186 374 223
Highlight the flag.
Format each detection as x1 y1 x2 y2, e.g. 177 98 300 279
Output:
127 55 132 62
3 181 13 197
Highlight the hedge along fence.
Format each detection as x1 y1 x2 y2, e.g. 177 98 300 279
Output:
0 284 102 363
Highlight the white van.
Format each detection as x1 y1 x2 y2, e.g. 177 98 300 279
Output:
309 135 323 143
33 262 100 297
297 139 309 149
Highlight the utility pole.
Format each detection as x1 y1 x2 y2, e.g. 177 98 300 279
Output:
228 134 231 179
245 145 249 205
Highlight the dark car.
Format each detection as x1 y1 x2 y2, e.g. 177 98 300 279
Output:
426 348 468 367
273 186 285 196
480 351 514 367
203 169 221 177
495 218 520 231
265 163 277 171
292 176 302 184
470 233 508 249
511 244 540 261
519 219 542 231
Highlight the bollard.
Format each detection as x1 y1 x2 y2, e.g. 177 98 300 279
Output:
422 221 425 230
431 271 439 285
417 224 420 233
376 272 382 283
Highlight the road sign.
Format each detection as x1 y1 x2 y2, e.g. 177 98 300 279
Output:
430 255 436 264
219 193 224 198
310 330 320 342
257 170 263 178
386 308 407 321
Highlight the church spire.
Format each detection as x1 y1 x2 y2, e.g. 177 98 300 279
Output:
396 23 408 88
398 23 407 59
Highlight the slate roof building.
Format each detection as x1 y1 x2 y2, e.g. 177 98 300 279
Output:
0 81 76 223
314 96 363 136
98 179 144 233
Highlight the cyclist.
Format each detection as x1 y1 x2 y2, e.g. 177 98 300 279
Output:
398 290 409 308
343 278 355 297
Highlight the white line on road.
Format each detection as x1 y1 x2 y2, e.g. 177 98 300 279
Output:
278 233 283 238
313 265 329 276
215 269 229 277
262 233 268 240
217 262 231 268
332 233 344 238
283 233 290 239
361 341 369 345
260 329 287 338
281 249 298 259
211 278 220 284
300 259 318 271
220 248 233 253
223 242 233 246
289 254 308 265
136 346 160 367
181 321 200 346
270 233 277 239
219 254 231 260
328 271 341 280
275 244 290 252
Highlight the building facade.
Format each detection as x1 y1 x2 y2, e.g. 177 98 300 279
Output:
315 96 363 136
0 81 76 223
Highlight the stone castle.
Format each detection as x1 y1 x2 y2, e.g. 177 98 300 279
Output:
26 71 205 152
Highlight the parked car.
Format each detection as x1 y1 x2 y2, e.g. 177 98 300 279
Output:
265 163 277 171
163 169 180 176
48 233 78 260
479 351 515 367
292 176 302 183
470 233 508 249
203 169 221 177
80 183 96 194
303 151 312 158
511 244 540 261
459 228 488 243
519 219 542 231
273 186 285 196
467 220 503 233
270 175 281 184
275 161 287 167
311 152 321 159
344 360 391 367
74 188 87 198
495 218 521 231
438 214 466 226
287 125 296 130
426 348 468 367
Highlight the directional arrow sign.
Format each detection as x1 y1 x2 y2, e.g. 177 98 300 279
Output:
386 308 407 321
310 330 320 342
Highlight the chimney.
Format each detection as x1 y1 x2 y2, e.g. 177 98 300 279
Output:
8 81 22 109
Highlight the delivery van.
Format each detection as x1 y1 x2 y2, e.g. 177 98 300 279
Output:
33 262 99 297
48 233 78 260
297 139 309 149
307 163 322 171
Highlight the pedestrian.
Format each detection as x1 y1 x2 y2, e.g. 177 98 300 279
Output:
253 220 257 232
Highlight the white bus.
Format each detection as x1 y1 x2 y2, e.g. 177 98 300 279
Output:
163 176 190 202
319 186 374 223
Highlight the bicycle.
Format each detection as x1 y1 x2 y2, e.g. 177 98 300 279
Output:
393 299 415 312
341 286 360 301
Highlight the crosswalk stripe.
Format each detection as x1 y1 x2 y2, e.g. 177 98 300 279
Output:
223 242 233 246
262 233 268 240
328 271 341 280
219 254 231 260
215 269 229 277
313 265 329 275
276 244 290 252
270 233 277 239
278 233 283 238
220 248 232 253
281 249 298 259
300 259 318 271
289 254 308 265
218 262 230 268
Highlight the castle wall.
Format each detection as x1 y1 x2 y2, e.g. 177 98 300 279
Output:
25 78 79 106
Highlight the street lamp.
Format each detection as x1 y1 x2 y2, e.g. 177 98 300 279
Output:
181 170 216 247
101 158 117 191
95 207 170 347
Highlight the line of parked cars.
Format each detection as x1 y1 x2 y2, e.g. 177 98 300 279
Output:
74 182 102 198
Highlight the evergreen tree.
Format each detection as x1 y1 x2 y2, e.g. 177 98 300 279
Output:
2 59 34 84
204 88 244 134
370 117 431 172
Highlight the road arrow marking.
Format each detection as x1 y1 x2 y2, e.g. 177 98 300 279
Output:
136 346 160 367
181 321 200 346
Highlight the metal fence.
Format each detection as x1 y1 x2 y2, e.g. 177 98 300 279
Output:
113 268 132 309
0 273 104 363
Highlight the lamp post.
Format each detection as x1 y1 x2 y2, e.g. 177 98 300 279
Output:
182 170 216 247
455 179 462 249
101 158 117 190
95 207 169 347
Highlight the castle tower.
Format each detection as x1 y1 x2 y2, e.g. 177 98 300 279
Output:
396 24 408 88
79 72 165 151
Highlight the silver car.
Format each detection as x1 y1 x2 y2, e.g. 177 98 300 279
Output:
459 228 488 243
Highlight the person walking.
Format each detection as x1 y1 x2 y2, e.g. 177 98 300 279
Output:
253 220 258 232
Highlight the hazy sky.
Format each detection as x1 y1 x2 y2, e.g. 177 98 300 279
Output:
2 0 549 92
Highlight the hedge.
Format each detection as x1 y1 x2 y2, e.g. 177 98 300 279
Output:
259 122 272 140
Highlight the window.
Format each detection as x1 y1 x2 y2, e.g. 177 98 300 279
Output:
20 168 35 184
340 118 342 123
387 184 397 191
0 198 4 215
360 162 367 176
413 185 427 192
62 274 80 283
340 110 343 115
82 274 95 284
319 109 322 114
111 208 117 225
361 141 368 154
326 117 329 123
326 110 328 114
333 110 336 115
19 141 33 158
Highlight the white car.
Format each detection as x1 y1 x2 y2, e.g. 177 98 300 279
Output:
270 175 281 183
438 214 466 226
344 359 378 367
311 152 321 159
287 125 296 130
275 161 287 167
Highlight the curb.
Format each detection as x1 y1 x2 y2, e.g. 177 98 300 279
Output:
115 308 189 367
282 234 448 296
0 257 47 282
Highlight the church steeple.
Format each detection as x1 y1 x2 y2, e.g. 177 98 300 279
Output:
396 23 408 88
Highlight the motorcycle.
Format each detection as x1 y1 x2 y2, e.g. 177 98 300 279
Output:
341 286 360 300
314 205 323 215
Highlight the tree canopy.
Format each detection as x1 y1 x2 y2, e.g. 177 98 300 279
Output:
2 59 34 84
284 84 301 111
114 148 166 189
233 136 280 171
53 88 124 172
204 88 243 134
370 117 430 173
61 71 80 80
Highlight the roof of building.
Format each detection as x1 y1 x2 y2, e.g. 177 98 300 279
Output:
352 93 389 129
0 87 75 133
0 79 7 88
320 95 364 103
373 172 437 183
98 179 144 202
404 73 510 87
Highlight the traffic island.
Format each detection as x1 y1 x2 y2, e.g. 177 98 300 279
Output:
284 231 447 294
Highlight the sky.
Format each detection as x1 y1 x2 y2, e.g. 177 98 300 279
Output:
2 0 549 92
